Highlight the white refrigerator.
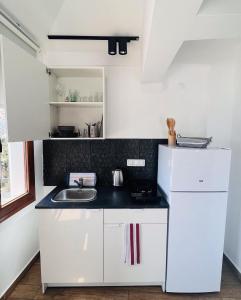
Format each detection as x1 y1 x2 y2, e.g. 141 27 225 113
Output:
157 145 231 293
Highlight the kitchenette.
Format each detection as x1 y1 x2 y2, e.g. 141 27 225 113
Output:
1 1 241 300
36 139 169 292
35 143 231 294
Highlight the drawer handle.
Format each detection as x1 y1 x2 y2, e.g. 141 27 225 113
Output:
104 224 123 228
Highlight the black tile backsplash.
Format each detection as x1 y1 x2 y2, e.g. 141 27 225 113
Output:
43 139 167 186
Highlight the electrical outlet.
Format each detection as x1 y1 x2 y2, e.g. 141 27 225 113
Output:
127 159 145 167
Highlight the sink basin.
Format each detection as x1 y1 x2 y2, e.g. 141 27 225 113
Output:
51 188 97 203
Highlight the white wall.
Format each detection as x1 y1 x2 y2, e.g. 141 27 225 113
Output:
205 62 235 147
105 65 210 138
0 141 43 297
224 51 241 273
44 40 237 140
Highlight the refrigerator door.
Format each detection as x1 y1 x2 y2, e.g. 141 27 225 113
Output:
166 192 228 293
170 148 231 192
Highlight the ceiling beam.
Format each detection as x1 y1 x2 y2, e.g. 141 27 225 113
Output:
142 0 204 82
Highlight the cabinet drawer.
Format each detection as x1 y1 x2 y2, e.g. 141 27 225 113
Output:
104 209 167 224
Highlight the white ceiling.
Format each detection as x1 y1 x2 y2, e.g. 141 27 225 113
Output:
142 0 241 82
46 0 143 53
0 0 241 81
0 0 143 47
0 0 64 43
174 39 240 65
199 0 241 15
50 0 143 36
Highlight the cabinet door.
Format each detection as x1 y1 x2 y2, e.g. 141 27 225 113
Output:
104 223 167 284
0 35 49 142
39 209 103 284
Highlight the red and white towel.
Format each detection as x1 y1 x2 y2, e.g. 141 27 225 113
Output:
124 223 141 265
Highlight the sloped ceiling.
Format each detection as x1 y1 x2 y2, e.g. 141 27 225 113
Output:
198 0 241 15
0 0 65 44
142 0 241 82
46 0 143 53
0 0 143 50
142 0 204 82
50 0 143 36
0 0 241 81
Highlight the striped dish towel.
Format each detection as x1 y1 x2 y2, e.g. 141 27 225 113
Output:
124 223 141 265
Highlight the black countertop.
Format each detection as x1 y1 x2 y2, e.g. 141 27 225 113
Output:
35 186 169 209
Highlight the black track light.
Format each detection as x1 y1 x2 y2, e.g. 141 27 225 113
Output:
108 38 117 55
48 35 139 56
118 38 127 55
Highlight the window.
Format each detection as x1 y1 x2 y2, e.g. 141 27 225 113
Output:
0 140 35 223
1 140 26 205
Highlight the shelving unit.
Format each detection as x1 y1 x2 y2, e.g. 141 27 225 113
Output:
48 67 105 139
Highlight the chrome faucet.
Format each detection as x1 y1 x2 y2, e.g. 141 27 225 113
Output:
74 177 84 188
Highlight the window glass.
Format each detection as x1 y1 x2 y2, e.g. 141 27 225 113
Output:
1 139 26 206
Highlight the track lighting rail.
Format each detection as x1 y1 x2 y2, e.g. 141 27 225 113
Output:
48 35 139 41
48 35 139 55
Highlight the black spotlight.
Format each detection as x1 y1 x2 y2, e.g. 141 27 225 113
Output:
108 38 117 55
118 38 127 55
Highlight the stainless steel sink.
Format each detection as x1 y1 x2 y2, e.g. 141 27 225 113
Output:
51 188 97 203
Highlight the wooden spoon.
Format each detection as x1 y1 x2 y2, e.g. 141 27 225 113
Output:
167 118 175 135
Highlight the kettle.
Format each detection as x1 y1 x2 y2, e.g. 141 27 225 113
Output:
112 169 124 187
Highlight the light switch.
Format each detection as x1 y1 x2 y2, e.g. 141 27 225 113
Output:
127 159 145 167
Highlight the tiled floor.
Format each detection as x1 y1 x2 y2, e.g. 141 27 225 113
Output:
6 258 241 300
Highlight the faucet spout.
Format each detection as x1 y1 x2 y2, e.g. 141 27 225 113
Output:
74 178 84 188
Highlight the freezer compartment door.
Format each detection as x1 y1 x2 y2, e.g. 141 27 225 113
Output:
170 148 231 191
166 192 228 293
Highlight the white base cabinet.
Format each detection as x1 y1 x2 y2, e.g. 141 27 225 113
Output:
39 209 103 285
104 223 167 284
104 209 167 286
38 208 167 291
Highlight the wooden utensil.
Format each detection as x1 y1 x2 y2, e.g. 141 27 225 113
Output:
166 118 176 146
167 118 175 134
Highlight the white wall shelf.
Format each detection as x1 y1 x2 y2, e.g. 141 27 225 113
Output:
49 101 103 108
49 137 105 140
